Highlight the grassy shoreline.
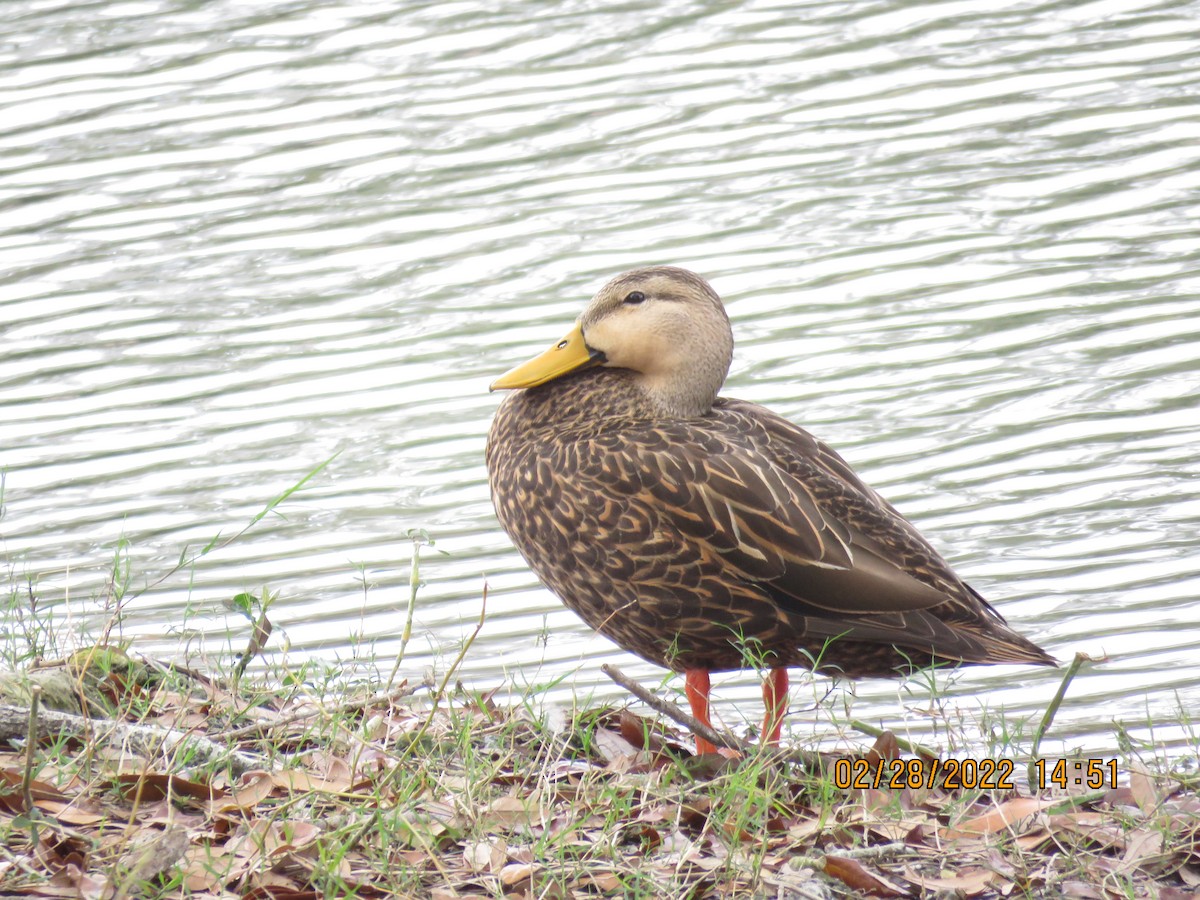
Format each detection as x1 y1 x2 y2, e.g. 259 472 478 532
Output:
0 640 1196 899
2 479 1195 897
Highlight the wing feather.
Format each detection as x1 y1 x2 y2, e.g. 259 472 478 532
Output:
611 415 956 620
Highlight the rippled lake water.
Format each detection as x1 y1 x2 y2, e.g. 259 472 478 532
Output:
3 0 1200 755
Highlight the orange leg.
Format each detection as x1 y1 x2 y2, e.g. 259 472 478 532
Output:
684 668 718 755
761 667 789 745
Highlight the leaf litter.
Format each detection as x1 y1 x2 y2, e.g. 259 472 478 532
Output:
0 657 1196 899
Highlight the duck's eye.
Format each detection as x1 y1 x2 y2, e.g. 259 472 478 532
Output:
623 291 645 305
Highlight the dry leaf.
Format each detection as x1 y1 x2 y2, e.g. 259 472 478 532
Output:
1117 827 1164 874
219 771 277 810
1179 865 1200 887
499 861 541 886
180 845 228 891
823 855 910 897
1128 767 1163 814
678 797 712 831
904 823 933 847
788 815 827 843
593 726 639 763
115 772 219 802
866 731 901 765
0 766 68 801
463 838 506 873
903 865 996 896
44 862 109 900
578 871 623 891
482 796 536 830
270 768 355 794
618 822 662 852
1060 882 1107 898
1048 812 1124 850
277 820 321 852
945 796 1055 838
541 703 570 736
33 799 105 826
1015 828 1052 851
302 753 355 790
863 787 895 813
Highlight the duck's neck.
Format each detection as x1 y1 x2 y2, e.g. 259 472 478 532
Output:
635 370 722 419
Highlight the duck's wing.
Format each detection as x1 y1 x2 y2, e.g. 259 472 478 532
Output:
615 414 959 621
602 409 1054 666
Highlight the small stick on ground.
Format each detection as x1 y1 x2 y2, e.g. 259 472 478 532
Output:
601 664 824 768
0 703 266 776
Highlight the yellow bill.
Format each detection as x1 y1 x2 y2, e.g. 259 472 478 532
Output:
490 321 604 390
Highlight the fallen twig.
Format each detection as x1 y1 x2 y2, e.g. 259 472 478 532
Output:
0 703 265 777
601 664 825 768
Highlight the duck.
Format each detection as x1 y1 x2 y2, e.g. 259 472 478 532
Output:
485 266 1055 755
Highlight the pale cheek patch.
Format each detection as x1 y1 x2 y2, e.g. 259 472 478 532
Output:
588 312 669 373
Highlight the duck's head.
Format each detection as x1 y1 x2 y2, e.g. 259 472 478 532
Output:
490 266 734 418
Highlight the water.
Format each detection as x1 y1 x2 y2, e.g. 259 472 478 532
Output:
3 0 1199 756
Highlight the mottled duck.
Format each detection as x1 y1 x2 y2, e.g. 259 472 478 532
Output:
486 266 1055 754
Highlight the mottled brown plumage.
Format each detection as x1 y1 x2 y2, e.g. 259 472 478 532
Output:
486 267 1054 747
